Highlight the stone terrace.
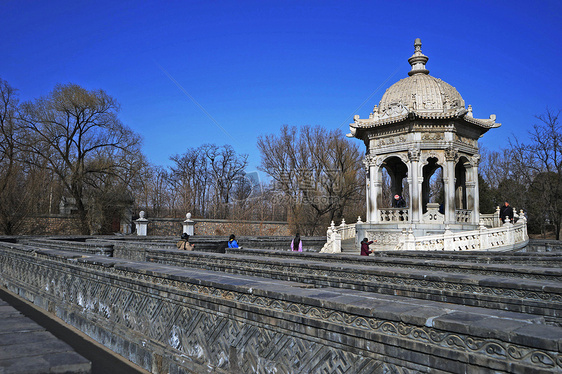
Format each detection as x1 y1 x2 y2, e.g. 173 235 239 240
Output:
0 237 561 373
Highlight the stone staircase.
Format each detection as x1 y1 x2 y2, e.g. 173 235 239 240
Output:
340 238 358 254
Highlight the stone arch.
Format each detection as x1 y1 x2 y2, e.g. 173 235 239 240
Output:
455 156 470 210
420 151 444 167
379 155 409 208
422 157 444 213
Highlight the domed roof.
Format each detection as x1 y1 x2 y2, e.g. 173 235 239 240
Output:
375 39 465 117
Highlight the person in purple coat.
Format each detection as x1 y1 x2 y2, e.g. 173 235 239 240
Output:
360 237 374 256
291 233 303 252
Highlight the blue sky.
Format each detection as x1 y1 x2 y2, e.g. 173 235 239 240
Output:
3 0 561 174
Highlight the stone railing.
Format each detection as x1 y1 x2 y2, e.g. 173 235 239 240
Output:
379 208 409 222
480 207 523 228
455 209 472 223
397 216 528 252
320 218 359 253
422 203 444 223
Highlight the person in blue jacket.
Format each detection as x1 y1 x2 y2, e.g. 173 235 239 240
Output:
228 234 240 248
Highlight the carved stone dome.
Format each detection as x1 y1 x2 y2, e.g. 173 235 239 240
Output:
376 39 465 117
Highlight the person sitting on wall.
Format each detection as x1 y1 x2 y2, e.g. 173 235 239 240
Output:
177 233 195 250
228 234 241 248
499 201 514 223
360 237 374 256
393 194 406 208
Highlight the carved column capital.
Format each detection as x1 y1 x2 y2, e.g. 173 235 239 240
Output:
408 148 420 162
445 147 457 162
471 153 481 166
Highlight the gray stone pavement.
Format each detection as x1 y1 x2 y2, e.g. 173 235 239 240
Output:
0 289 148 374
0 298 91 374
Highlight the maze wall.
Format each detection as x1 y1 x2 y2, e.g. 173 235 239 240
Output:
0 243 560 373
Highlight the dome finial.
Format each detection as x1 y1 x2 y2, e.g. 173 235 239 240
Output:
408 38 429 76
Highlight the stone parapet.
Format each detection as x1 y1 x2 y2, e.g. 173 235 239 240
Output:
148 248 562 325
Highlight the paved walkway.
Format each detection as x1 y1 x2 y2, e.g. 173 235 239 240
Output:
0 288 148 374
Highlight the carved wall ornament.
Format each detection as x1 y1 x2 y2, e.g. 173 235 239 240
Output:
470 153 481 166
421 132 444 141
380 102 409 119
408 148 421 162
454 134 477 147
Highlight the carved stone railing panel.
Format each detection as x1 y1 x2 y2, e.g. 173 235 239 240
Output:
400 220 528 252
455 209 471 223
423 203 443 223
379 209 409 222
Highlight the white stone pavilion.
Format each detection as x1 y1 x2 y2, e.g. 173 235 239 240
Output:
348 38 501 249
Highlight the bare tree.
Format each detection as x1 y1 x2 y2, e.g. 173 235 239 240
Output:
20 83 143 234
169 144 248 219
0 79 46 234
510 108 562 238
257 125 364 235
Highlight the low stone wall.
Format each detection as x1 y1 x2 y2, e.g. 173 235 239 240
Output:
146 218 290 237
149 248 562 325
18 215 82 235
2 242 561 373
14 216 290 237
525 239 562 252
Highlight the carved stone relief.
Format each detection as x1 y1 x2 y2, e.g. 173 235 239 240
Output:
421 132 444 141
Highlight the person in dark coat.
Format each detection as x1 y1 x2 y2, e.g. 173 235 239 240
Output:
499 201 514 223
393 194 406 208
360 238 374 256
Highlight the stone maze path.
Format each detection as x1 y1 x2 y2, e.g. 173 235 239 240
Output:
0 292 91 374
0 286 148 374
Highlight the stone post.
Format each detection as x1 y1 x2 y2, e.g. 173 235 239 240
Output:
135 211 148 236
505 220 514 247
182 213 195 236
479 220 489 251
471 154 480 225
443 225 454 251
494 206 501 227
370 164 379 223
404 228 416 251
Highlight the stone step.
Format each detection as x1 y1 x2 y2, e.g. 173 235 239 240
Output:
340 238 358 253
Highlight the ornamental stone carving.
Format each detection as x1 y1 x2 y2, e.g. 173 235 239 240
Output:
421 132 444 141
420 151 444 166
408 148 421 162
445 147 457 162
470 153 481 166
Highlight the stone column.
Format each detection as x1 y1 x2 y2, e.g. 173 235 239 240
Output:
135 211 148 236
408 148 421 223
182 212 195 236
470 154 481 225
369 162 379 223
364 158 371 222
444 148 457 225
